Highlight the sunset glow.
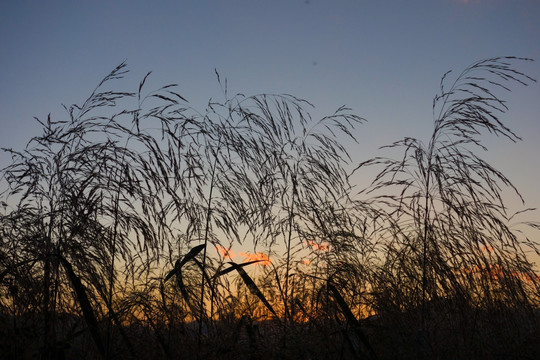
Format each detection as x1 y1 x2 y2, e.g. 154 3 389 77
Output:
240 252 271 266
305 240 330 252
461 263 505 280
1 1 539 358
459 263 540 283
481 245 494 252
216 245 235 260
216 246 271 266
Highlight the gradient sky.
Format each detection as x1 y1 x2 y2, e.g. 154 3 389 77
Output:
1 0 539 239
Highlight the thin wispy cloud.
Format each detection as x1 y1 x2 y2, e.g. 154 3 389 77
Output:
240 252 271 266
216 245 235 260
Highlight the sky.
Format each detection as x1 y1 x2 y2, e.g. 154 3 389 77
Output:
1 0 539 250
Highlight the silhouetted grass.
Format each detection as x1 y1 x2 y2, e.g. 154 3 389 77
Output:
0 57 539 359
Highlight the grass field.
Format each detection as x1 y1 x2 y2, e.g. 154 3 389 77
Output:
1 57 539 359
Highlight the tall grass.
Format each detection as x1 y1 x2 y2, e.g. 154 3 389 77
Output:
356 56 540 359
0 57 539 359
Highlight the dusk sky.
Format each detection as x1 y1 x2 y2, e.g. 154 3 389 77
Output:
1 1 539 235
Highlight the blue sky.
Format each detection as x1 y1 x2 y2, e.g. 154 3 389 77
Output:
1 0 539 223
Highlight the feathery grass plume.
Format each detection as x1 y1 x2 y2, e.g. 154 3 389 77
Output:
355 56 539 358
0 62 182 357
220 91 365 339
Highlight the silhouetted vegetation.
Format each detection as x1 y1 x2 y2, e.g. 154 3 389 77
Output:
1 57 539 359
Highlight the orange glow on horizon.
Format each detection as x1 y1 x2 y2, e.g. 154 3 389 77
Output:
305 239 330 252
216 245 235 260
481 245 494 252
459 263 540 283
240 252 271 266
215 246 271 266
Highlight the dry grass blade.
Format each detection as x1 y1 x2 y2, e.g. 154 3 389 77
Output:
54 254 106 358
328 282 378 360
162 246 209 318
214 259 265 277
164 244 206 282
225 261 279 319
